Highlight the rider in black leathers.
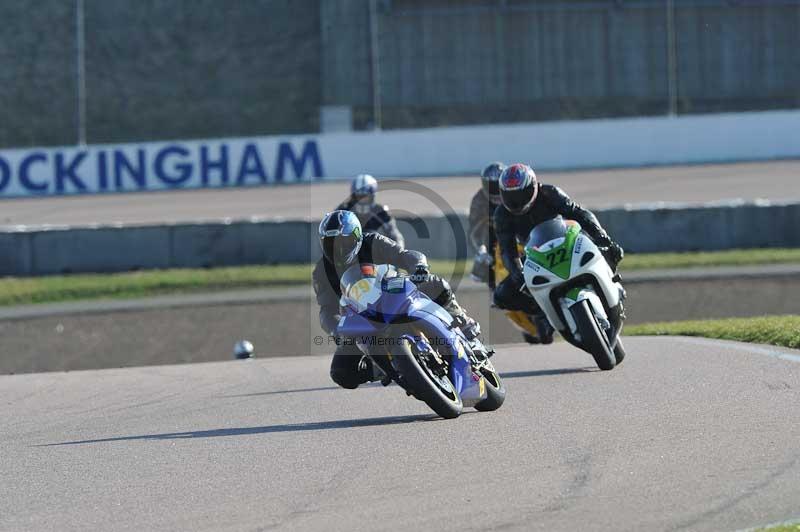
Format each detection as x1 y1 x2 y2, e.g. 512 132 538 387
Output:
313 210 478 389
493 164 624 337
468 162 505 289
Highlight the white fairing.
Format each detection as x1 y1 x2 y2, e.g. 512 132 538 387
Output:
522 226 623 333
339 264 394 313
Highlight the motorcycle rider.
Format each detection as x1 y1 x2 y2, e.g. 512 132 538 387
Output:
470 161 545 345
468 162 505 288
493 163 624 344
336 174 405 247
313 210 479 389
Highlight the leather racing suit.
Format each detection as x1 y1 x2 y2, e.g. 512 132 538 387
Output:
493 183 620 314
468 189 499 288
336 198 405 248
312 232 463 389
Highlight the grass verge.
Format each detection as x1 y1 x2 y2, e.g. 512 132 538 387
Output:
753 522 800 532
626 315 800 350
617 247 800 270
0 265 315 306
0 247 798 307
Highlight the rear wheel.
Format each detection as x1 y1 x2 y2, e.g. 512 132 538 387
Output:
473 360 506 412
571 299 615 371
388 329 462 419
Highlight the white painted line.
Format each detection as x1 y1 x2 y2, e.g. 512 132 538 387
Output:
669 336 800 364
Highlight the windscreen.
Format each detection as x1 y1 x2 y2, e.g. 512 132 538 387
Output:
339 264 398 312
525 217 569 250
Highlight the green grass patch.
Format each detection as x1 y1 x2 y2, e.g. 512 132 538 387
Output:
0 247 797 308
753 523 800 532
0 264 315 306
627 315 800 350
618 247 800 271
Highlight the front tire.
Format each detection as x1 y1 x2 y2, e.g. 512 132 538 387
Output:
473 361 506 412
571 299 615 371
613 337 626 366
388 330 462 419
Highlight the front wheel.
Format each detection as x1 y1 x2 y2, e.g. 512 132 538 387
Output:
473 361 506 412
613 337 626 366
388 330 462 419
571 299 615 371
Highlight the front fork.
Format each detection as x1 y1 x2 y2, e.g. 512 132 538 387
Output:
402 330 487 405
563 289 625 348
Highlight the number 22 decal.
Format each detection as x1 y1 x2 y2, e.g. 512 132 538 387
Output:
546 248 568 268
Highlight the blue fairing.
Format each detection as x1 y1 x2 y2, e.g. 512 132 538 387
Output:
337 274 473 395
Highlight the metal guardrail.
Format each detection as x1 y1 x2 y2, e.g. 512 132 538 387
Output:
1 200 798 276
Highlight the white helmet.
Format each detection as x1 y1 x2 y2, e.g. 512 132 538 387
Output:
351 174 378 198
351 174 378 215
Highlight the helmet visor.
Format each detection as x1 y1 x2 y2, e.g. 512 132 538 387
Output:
482 179 500 203
353 191 374 203
322 234 361 265
501 186 534 214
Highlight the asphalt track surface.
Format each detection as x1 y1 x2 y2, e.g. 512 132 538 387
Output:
2 160 799 227
2 337 799 532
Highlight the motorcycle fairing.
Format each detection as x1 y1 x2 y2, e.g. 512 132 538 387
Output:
337 264 481 399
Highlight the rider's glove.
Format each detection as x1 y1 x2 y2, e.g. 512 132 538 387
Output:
470 246 494 283
601 242 624 271
410 263 430 285
508 270 525 287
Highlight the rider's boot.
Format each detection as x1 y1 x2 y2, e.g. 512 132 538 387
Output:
533 314 555 344
441 297 481 340
522 332 541 344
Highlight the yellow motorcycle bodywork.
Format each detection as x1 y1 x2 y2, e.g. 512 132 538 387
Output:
493 244 540 338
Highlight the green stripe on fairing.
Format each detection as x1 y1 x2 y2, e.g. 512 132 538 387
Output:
524 225 580 280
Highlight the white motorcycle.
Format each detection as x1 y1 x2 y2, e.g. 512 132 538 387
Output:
522 217 627 370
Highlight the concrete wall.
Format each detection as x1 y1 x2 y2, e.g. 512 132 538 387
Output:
3 109 799 198
317 109 800 177
0 0 320 149
0 1 78 148
84 0 321 144
2 201 798 276
324 0 800 129
2 0 799 148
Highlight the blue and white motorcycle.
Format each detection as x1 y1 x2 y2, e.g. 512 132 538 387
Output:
337 263 505 419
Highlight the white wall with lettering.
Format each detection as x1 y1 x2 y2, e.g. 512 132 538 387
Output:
1 109 797 198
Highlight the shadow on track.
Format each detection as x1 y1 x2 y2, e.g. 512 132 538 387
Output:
220 371 592 399
222 382 386 398
223 385 342 398
499 367 595 379
39 413 439 447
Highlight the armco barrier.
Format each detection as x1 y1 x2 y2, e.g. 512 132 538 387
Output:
1 201 798 276
596 200 800 253
29 225 172 275
0 231 33 275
